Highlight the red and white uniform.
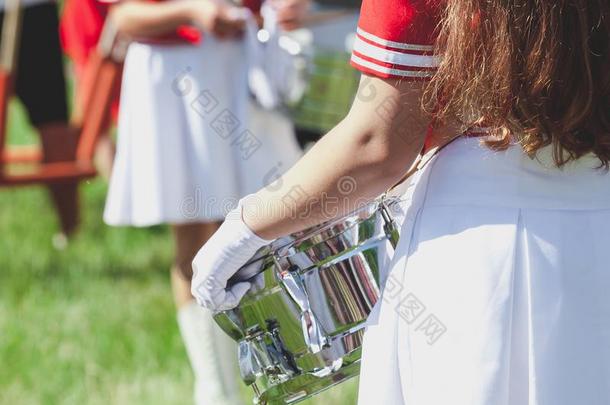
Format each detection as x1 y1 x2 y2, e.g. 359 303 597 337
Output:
104 1 301 227
355 2 610 405
350 0 441 79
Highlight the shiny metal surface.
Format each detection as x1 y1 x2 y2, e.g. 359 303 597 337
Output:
214 197 400 404
270 9 360 133
289 49 360 133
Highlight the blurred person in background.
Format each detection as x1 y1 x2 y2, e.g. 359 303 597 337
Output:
101 0 304 403
191 0 610 404
0 0 79 243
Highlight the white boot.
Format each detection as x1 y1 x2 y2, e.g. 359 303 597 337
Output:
177 301 244 405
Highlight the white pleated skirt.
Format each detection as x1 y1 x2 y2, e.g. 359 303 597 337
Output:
104 38 301 226
358 137 610 405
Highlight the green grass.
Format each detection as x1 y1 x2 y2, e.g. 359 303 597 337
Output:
0 102 358 404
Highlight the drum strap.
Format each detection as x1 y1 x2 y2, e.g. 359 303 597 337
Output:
378 133 462 248
386 129 489 196
385 135 461 196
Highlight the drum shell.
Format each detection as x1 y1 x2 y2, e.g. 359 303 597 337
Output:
213 199 399 403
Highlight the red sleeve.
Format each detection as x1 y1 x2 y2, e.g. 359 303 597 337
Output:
350 0 442 80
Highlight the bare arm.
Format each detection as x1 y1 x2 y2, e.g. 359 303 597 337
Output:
243 75 434 239
190 74 460 310
109 0 245 39
109 0 200 38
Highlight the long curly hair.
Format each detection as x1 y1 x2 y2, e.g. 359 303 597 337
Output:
426 0 610 167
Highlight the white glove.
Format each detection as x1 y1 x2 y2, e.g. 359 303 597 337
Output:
191 200 273 312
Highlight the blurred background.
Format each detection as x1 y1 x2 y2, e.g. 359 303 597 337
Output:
0 0 362 404
0 103 359 403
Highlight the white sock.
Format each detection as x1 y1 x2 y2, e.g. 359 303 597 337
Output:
177 301 243 405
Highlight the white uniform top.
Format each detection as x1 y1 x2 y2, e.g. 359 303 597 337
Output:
352 1 610 404
359 137 610 405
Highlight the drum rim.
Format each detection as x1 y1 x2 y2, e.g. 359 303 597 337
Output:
277 195 400 255
228 196 399 286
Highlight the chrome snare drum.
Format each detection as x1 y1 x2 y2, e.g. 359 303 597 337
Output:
213 197 401 404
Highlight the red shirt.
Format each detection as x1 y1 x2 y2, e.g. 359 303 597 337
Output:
60 0 110 69
350 0 442 80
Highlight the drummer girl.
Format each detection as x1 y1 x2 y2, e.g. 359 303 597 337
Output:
192 0 610 404
101 0 304 403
